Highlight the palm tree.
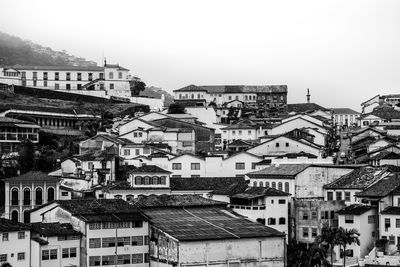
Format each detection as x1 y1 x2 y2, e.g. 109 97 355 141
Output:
293 244 329 267
334 227 360 267
315 223 338 266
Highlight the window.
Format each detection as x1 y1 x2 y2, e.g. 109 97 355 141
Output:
62 248 69 258
47 187 55 202
132 220 143 228
278 182 283 191
345 215 354 224
33 72 37 79
42 250 50 260
49 249 57 260
253 181 257 187
43 80 47 87
55 83 59 90
132 253 143 263
88 73 93 81
35 188 43 205
311 211 318 220
135 149 140 155
43 72 48 80
102 237 116 247
285 182 289 193
278 199 286 204
117 254 130 264
276 142 279 147
268 218 276 225
77 84 82 90
285 142 289 147
123 149 130 156
11 210 18 222
77 73 82 81
235 162 245 169
89 222 101 230
303 212 309 220
99 73 104 79
368 215 376 224
172 163 182 170
89 256 101 266
109 72 114 79
102 255 116 265
385 218 391 230
144 235 149 245
23 188 31 205
55 72 59 80
89 238 101 248
110 83 114 90
191 163 200 170
18 231 25 239
327 192 333 200
252 163 257 169
345 191 351 201
279 217 286 224
336 192 342 201
2 233 8 241
117 236 130 246
259 181 264 187
0 254 7 262
131 236 143 246
389 236 395 245
66 72 71 80
312 228 318 238
303 227 309 238
272 182 276 189
61 191 69 197
11 188 19 205
396 219 400 228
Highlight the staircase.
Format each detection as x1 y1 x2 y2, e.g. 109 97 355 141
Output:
81 78 104 90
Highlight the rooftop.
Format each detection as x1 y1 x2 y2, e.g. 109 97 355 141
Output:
173 85 288 94
336 204 375 215
0 218 31 233
323 167 382 189
28 222 81 236
246 164 310 179
131 194 228 208
287 103 328 113
331 108 360 115
142 206 284 241
381 206 400 215
129 165 171 174
356 174 400 198
5 171 62 182
231 186 290 199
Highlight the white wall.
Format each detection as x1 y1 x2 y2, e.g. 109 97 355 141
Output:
0 230 31 267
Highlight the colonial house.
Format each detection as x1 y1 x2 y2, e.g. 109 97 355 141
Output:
3 171 69 223
336 205 377 261
0 116 40 154
29 222 82 267
0 63 132 98
246 135 323 158
29 199 150 267
0 218 31 267
220 119 269 144
133 194 287 267
331 108 360 128
79 133 131 154
229 187 290 239
269 117 329 136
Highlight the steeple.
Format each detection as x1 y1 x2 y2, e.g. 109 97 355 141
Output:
306 88 310 103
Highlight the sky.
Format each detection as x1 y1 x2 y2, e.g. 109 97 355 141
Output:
1 0 400 111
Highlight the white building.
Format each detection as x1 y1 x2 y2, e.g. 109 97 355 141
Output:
0 218 31 267
331 108 360 128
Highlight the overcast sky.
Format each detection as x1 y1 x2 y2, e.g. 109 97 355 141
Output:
1 0 400 111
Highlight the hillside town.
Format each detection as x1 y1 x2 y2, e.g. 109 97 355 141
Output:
1 62 400 267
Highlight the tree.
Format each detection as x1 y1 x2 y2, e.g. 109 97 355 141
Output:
167 103 186 114
291 243 329 267
129 77 146 96
334 227 360 267
19 139 35 173
315 223 338 266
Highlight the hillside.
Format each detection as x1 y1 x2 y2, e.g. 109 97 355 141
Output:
141 86 174 106
0 31 97 67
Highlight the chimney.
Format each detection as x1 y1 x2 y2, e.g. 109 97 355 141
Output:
306 88 310 104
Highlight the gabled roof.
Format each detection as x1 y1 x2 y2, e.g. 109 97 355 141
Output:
170 176 247 194
276 151 318 159
0 218 31 233
287 103 328 113
336 204 375 215
131 194 228 208
370 151 400 160
367 143 400 155
82 134 132 145
359 106 400 121
274 117 328 131
230 186 290 199
323 167 382 189
381 206 400 215
228 139 252 147
174 85 287 94
5 171 62 182
28 222 81 236
331 108 360 115
141 206 284 241
356 174 400 198
246 164 310 179
129 165 171 174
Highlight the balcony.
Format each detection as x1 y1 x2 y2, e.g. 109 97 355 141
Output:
229 204 266 210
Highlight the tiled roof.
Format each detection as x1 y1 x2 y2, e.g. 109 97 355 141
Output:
131 194 228 208
246 164 310 179
287 103 328 113
0 104 95 115
0 116 39 127
5 171 62 182
231 186 290 199
228 139 252 147
370 151 400 160
323 167 382 189
142 206 284 241
337 204 375 215
174 85 287 94
356 174 400 198
0 218 31 233
129 165 171 174
359 106 400 120
331 108 360 115
381 206 400 215
28 223 81 236
276 152 317 159
104 64 129 71
170 176 248 195
6 64 104 71
45 199 146 222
